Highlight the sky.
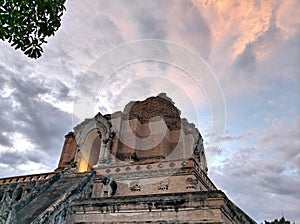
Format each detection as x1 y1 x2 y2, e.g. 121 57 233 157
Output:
0 0 299 222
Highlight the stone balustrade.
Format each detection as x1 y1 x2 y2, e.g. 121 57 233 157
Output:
0 172 55 185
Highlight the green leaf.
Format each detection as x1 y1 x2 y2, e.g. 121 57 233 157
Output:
0 0 66 59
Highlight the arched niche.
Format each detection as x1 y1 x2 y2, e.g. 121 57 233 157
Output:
75 113 113 172
77 130 101 172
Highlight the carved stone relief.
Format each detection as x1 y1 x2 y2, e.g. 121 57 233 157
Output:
130 181 141 192
157 179 170 191
101 175 117 197
186 177 198 189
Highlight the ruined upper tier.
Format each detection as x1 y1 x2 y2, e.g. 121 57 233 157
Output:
57 93 208 173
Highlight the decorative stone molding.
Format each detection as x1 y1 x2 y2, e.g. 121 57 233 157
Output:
0 173 55 186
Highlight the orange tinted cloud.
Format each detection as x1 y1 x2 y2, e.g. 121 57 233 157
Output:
277 0 300 37
191 0 299 60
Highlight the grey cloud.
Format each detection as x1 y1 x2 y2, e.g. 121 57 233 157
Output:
0 65 72 167
234 44 257 73
48 79 73 101
99 0 212 58
75 71 105 99
232 10 282 79
260 174 300 198
205 129 252 143
0 150 53 178
210 147 300 222
17 100 71 153
261 31 300 79
179 2 211 58
0 99 16 147
0 45 34 76
0 151 27 168
98 106 109 115
221 133 251 142
256 116 300 173
51 0 124 62
134 8 167 39
210 116 300 221
220 149 299 197
95 65 154 114
0 134 13 147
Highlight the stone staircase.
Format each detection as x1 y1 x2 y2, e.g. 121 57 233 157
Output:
15 172 93 224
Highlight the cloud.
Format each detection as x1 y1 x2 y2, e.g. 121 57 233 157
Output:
276 0 300 37
0 0 299 222
210 116 300 222
189 0 300 99
256 116 300 171
206 129 252 142
210 146 300 222
190 0 298 59
0 63 73 176
133 7 167 39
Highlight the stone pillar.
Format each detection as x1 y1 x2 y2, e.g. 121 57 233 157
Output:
95 131 114 167
104 140 112 162
98 141 107 164
108 139 116 163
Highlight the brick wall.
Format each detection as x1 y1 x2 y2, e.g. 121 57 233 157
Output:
57 132 77 170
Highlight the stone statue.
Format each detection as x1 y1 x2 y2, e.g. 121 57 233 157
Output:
101 175 117 197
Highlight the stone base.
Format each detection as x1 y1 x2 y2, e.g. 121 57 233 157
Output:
71 191 256 224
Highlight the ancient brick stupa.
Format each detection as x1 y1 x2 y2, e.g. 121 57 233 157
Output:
0 93 256 223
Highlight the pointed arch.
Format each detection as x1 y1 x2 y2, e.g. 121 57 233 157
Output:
74 113 113 172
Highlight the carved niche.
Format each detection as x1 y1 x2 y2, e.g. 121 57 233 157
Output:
74 113 114 171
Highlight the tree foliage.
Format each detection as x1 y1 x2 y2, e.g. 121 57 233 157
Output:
264 216 292 224
0 0 66 58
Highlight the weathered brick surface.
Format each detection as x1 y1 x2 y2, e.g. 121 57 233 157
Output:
71 191 256 224
124 93 181 131
57 132 77 170
67 93 206 173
